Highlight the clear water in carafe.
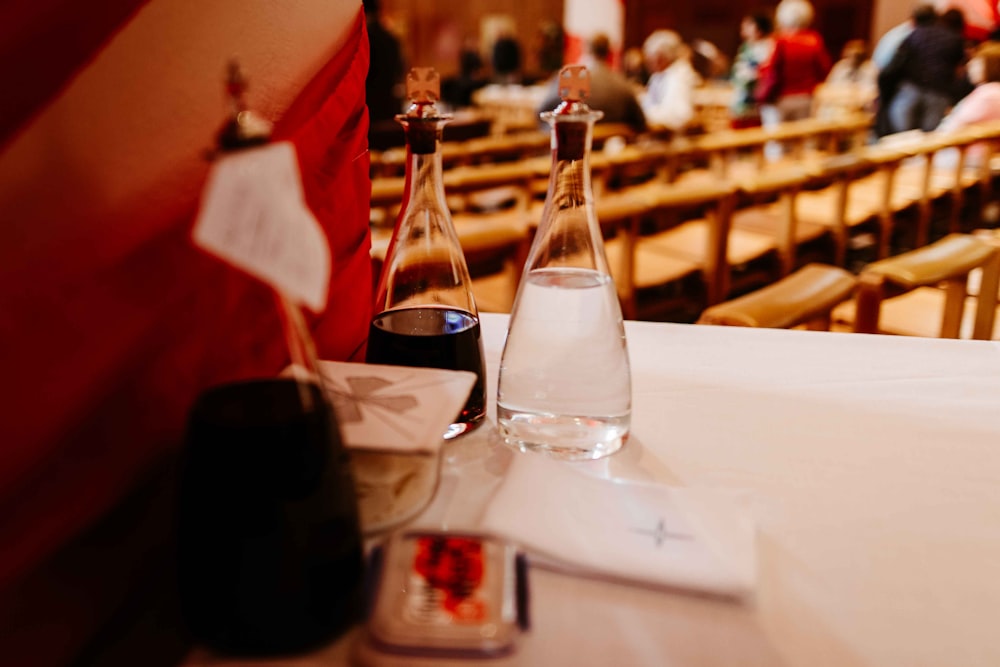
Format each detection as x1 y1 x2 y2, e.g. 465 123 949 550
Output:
497 267 630 460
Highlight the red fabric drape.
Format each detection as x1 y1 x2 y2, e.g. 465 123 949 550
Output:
0 10 372 594
0 0 152 151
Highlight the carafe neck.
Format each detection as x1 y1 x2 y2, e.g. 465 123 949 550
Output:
545 116 596 209
399 117 448 213
403 146 447 211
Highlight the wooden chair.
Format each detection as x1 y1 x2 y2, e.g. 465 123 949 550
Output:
371 159 534 223
592 122 640 149
697 263 856 330
602 181 743 319
675 126 769 185
444 162 537 311
840 145 917 253
729 167 827 276
692 83 736 134
793 153 881 265
731 115 870 178
369 175 406 229
773 114 871 158
599 141 672 192
373 142 467 177
874 130 981 247
458 131 549 165
966 120 1000 228
370 212 530 314
512 189 665 319
835 233 1000 340
965 120 1000 224
671 114 870 188
936 123 1000 232
370 160 537 313
938 130 984 235
444 160 536 212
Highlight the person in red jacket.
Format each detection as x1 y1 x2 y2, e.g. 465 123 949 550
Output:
756 0 832 157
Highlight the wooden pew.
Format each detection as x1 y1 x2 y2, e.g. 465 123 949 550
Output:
835 233 1000 339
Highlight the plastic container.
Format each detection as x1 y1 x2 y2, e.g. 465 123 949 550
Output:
360 530 529 660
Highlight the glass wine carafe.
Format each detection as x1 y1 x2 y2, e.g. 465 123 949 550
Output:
496 65 632 461
366 68 486 440
176 62 364 657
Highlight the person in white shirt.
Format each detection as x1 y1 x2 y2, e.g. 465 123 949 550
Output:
640 30 700 131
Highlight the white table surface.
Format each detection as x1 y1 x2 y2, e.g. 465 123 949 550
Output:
191 312 1000 667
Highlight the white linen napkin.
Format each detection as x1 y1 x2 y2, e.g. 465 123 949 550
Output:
316 360 476 454
479 454 757 600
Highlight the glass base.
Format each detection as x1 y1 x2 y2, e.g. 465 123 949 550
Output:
507 438 624 461
350 450 441 536
443 411 486 440
497 409 628 461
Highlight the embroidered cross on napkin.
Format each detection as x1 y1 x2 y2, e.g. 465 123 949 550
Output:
479 454 757 600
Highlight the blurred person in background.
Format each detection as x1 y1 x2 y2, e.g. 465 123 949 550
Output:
641 29 699 132
443 36 488 109
942 8 976 100
537 33 647 133
730 12 775 128
873 4 937 136
364 0 405 128
492 26 523 84
934 0 1000 42
536 21 565 81
879 6 966 132
756 0 831 132
691 39 731 82
826 40 878 89
936 41 1000 166
815 39 879 118
623 47 649 87
873 2 936 69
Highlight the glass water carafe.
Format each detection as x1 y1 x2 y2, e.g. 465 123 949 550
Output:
496 65 632 460
366 68 487 439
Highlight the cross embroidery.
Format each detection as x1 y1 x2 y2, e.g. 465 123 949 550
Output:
321 372 421 439
406 67 440 103
558 65 590 102
327 375 418 424
632 519 692 547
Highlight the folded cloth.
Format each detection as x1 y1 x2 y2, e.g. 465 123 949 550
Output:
479 454 757 600
316 360 476 454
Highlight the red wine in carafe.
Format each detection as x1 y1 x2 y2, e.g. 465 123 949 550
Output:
366 307 486 433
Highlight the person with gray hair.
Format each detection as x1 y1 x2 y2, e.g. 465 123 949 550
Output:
640 29 699 131
775 0 815 31
755 0 831 155
535 33 647 133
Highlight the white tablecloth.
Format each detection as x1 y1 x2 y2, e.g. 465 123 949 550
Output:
191 313 1000 667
